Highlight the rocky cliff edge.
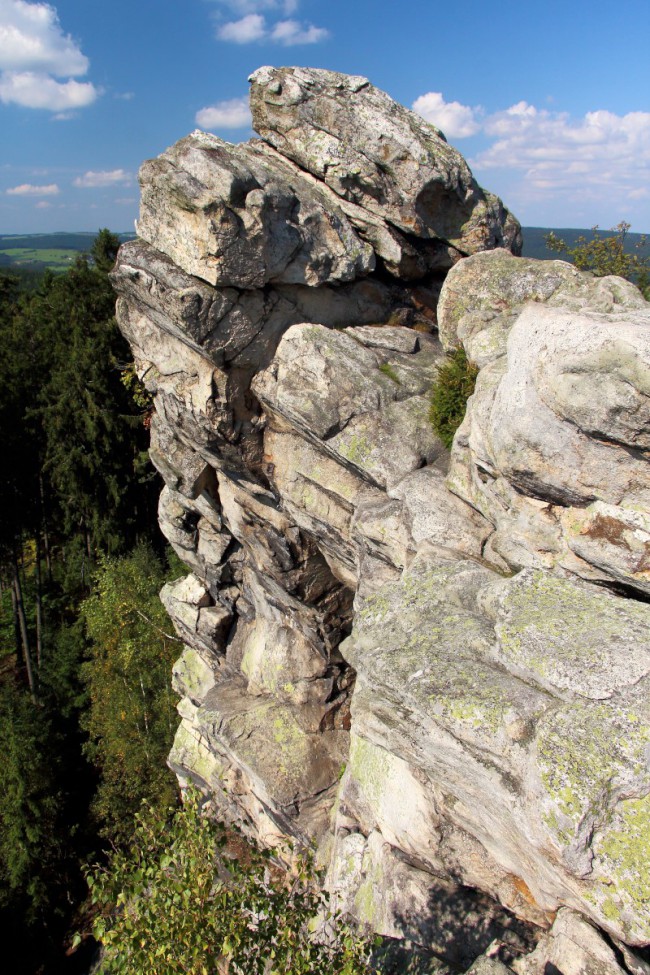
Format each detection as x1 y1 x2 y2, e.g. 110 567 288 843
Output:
111 66 650 973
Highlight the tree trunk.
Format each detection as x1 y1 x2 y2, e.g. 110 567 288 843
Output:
39 473 52 581
12 557 36 700
35 534 44 670
8 569 22 658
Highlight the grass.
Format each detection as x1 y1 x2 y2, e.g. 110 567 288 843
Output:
429 347 479 449
0 248 80 268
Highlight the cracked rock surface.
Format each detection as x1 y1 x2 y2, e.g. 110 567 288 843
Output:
112 66 650 972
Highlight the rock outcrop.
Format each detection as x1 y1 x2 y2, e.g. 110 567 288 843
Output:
112 66 650 973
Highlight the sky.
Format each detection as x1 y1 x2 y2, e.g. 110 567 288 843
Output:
1 0 649 234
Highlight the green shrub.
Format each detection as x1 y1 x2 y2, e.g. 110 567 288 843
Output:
85 791 375 975
429 348 478 449
545 222 649 299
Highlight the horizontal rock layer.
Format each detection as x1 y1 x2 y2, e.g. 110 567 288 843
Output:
112 66 650 973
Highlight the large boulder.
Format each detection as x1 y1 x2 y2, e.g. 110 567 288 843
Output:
250 66 521 262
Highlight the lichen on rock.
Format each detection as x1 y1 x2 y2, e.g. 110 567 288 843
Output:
111 64 650 970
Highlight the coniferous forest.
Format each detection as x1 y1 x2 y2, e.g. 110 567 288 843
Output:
0 231 182 974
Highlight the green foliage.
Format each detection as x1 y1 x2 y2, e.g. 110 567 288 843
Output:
0 231 163 968
87 791 375 975
121 361 155 427
0 680 63 919
91 229 121 274
546 222 650 298
80 545 180 841
429 347 479 450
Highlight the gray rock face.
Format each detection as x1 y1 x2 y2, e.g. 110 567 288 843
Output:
111 65 650 972
440 251 650 595
250 66 522 263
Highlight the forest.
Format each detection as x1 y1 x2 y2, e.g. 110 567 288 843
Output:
0 232 183 973
0 235 374 975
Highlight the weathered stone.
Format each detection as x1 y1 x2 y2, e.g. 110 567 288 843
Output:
250 66 521 262
437 249 647 359
137 130 375 288
253 322 445 491
343 551 650 944
112 63 650 970
513 908 639 975
444 258 650 593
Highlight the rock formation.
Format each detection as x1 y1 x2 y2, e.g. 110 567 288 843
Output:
112 66 650 973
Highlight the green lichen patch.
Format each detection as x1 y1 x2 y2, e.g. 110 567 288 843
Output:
172 646 215 701
337 431 373 467
378 362 402 385
351 555 548 746
168 721 226 787
590 794 650 940
354 844 385 928
495 569 650 699
536 697 650 849
348 734 393 810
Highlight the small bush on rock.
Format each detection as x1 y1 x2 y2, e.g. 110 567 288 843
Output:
546 222 650 298
429 348 479 449
84 790 375 975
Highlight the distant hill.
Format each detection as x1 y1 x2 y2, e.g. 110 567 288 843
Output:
521 226 649 261
0 231 136 274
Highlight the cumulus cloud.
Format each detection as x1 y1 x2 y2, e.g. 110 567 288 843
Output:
34 199 51 208
0 0 87 74
270 19 328 44
73 169 132 188
411 87 650 220
0 1 98 111
6 181 59 195
474 103 650 202
195 96 251 129
0 69 96 109
216 9 328 44
217 13 266 42
412 91 481 139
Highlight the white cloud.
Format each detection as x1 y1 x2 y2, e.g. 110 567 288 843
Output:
217 11 328 44
73 168 132 188
474 104 650 202
270 19 328 45
412 92 481 139
7 181 59 195
410 87 650 223
0 1 98 111
217 13 266 42
0 69 97 109
34 199 51 208
195 96 251 129
0 0 87 74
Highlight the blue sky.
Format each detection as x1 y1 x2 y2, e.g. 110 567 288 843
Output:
1 0 649 234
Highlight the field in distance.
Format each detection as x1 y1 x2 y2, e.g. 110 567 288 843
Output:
0 231 136 273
